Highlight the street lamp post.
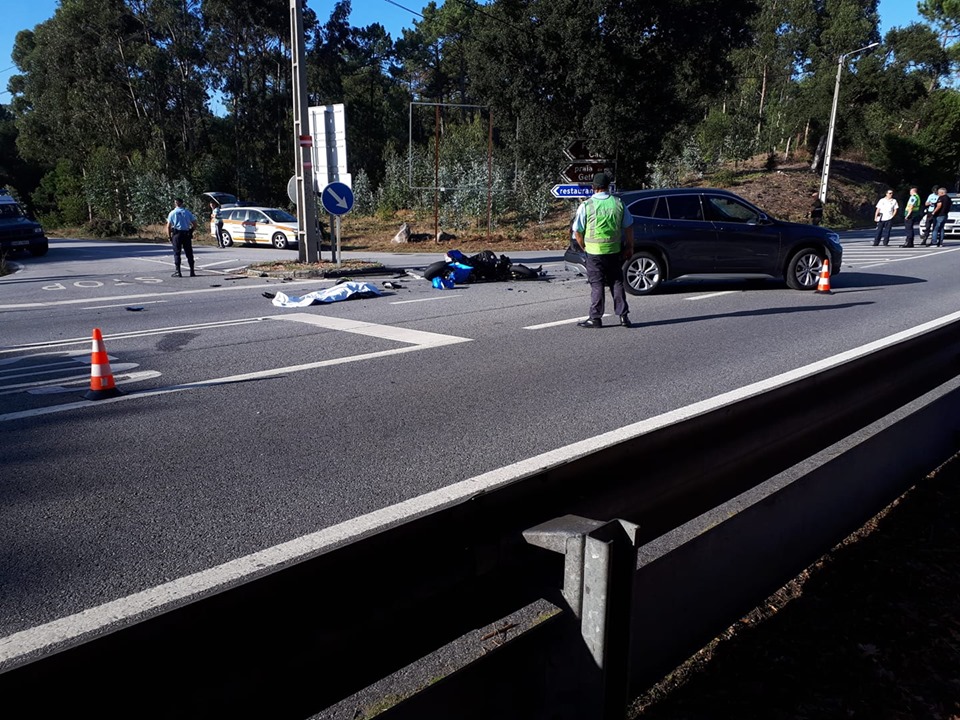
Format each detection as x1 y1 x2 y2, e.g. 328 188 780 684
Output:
818 42 880 205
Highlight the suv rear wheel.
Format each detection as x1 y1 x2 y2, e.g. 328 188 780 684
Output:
623 251 664 295
221 231 234 248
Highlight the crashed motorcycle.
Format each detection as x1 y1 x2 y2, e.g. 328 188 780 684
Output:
420 250 543 288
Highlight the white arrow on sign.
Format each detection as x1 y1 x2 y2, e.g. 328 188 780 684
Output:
326 186 348 209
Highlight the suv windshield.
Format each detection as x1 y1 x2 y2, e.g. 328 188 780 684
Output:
0 203 27 220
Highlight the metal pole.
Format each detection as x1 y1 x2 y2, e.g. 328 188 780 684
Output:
434 104 440 243
290 0 319 263
819 42 879 206
487 108 493 242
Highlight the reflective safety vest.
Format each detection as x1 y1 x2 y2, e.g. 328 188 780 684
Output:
905 193 920 218
583 195 624 255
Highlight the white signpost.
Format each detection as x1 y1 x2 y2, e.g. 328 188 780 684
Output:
309 104 351 263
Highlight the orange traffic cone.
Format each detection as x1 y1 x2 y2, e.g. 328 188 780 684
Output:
84 328 124 400
815 258 832 294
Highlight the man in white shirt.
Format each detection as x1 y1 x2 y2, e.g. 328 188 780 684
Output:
873 189 899 247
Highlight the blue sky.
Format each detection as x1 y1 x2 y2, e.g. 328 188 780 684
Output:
0 0 923 102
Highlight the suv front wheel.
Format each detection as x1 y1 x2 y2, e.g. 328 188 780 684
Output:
623 251 664 295
785 247 824 290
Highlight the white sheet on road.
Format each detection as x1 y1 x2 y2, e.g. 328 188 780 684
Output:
271 281 384 307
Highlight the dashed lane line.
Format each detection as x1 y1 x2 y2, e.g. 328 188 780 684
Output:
0 278 327 310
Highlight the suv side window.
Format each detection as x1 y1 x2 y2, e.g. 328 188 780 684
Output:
628 198 656 218
666 195 704 221
652 197 670 219
704 195 760 224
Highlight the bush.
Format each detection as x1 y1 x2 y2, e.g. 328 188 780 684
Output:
84 218 137 238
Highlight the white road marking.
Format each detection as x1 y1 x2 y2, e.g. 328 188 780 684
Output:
82 300 168 310
0 314 470 423
0 318 267 354
0 350 87 366
6 308 960 666
27 371 162 394
686 291 739 300
0 357 91 376
524 313 611 330
0 278 326 310
390 296 460 305
269 313 469 347
843 245 959 269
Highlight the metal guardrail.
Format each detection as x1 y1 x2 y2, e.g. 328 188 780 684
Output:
3 314 960 718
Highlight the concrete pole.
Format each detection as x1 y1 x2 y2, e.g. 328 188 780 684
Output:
290 0 320 263
818 42 879 206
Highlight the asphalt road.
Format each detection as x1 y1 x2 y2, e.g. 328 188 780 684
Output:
1 229 959 642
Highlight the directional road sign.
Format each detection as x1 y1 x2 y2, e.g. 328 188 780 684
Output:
564 139 602 161
551 184 593 199
561 161 616 184
321 181 354 215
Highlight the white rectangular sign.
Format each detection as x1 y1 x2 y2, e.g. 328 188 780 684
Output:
309 104 349 189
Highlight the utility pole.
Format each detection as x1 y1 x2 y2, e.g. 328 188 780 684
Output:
819 42 880 206
290 0 320 263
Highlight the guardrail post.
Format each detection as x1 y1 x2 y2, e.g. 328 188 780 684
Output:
524 515 640 720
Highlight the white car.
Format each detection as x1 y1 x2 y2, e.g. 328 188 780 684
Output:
218 206 299 249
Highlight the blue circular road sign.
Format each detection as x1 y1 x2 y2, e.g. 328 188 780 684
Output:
321 181 354 215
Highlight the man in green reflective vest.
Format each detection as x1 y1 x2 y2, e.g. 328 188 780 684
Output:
572 172 635 328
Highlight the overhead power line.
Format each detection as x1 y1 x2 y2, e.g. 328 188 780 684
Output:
383 0 424 20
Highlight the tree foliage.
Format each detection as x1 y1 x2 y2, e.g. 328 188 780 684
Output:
1 0 958 231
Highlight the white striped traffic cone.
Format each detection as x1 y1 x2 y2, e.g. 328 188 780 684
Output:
815 258 832 294
84 328 124 400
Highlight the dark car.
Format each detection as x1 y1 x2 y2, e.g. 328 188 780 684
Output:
564 187 843 294
0 191 48 257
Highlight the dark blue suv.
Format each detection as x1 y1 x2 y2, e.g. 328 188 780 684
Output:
564 187 843 294
0 191 48 257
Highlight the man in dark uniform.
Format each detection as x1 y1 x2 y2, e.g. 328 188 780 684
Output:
166 198 197 277
572 173 635 328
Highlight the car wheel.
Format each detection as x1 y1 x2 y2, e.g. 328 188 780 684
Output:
785 248 823 290
221 231 233 248
272 232 289 250
29 243 49 257
623 252 663 295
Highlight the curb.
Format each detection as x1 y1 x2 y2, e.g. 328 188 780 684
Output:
244 263 397 280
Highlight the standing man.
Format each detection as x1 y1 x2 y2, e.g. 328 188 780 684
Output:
166 198 197 277
920 184 939 245
808 193 824 226
572 173 634 328
930 187 953 248
900 186 921 248
872 189 898 247
210 202 224 248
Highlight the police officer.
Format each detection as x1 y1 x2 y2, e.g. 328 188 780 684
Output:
166 198 197 277
210 201 224 247
572 172 634 328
